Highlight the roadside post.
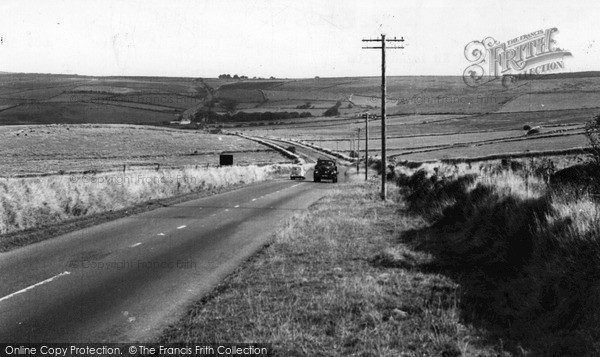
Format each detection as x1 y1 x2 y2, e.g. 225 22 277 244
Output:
357 128 361 175
364 112 369 181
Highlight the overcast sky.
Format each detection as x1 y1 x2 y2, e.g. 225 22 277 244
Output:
0 0 598 78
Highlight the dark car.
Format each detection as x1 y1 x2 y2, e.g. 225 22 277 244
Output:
313 158 338 183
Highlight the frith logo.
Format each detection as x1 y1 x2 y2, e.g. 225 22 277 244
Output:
463 28 572 88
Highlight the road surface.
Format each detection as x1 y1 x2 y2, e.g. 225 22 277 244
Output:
260 137 343 164
0 162 343 342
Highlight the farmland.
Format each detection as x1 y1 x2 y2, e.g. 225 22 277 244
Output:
0 73 207 125
227 74 600 162
2 72 600 168
0 124 288 176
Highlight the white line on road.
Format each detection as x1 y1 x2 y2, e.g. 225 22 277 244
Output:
234 205 240 208
157 233 165 236
131 242 142 247
177 225 186 229
225 209 229 212
252 198 256 201
0 271 71 304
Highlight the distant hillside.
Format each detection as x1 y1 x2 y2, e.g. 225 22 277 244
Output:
1 71 600 125
532 71 600 80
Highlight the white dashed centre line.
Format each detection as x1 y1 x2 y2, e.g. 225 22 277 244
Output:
252 198 257 201
157 233 165 236
177 225 186 229
234 205 240 208
0 271 71 304
131 242 142 247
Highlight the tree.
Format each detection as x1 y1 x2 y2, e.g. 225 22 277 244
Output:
323 101 342 117
585 113 600 168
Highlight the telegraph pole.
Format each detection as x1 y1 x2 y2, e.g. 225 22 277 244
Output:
362 34 404 200
364 112 369 181
356 128 361 175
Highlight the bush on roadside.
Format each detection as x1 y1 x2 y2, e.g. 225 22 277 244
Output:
395 165 600 354
584 113 600 168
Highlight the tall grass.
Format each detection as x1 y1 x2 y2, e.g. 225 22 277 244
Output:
0 165 286 235
395 162 600 355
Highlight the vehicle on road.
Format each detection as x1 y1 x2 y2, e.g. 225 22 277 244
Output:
313 158 337 183
290 165 306 180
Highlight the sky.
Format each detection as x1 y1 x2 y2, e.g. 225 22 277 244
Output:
0 0 599 78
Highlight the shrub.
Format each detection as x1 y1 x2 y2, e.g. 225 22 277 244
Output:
323 101 342 117
584 113 600 168
523 124 531 130
395 166 600 354
296 102 312 109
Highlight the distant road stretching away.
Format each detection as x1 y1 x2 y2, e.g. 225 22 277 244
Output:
0 141 345 342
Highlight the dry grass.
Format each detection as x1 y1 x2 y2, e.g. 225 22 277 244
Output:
160 180 507 356
394 162 600 355
0 164 286 235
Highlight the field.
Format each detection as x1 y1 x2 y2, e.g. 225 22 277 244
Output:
3 72 600 168
0 124 289 176
0 74 207 125
228 75 600 161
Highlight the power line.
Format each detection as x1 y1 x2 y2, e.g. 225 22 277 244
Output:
362 34 404 200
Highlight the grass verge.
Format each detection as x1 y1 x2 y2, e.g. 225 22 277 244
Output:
159 179 506 356
0 164 297 251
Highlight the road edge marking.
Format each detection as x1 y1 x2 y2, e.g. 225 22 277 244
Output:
0 271 71 304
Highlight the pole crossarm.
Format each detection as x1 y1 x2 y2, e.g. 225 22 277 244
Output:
362 46 404 49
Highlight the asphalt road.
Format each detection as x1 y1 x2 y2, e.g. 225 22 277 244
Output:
262 137 342 164
0 164 342 342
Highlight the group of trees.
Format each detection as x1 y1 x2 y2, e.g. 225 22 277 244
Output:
217 74 279 80
194 110 312 123
218 74 249 80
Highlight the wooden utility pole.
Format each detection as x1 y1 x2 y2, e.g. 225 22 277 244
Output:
356 128 361 175
364 112 369 181
362 34 404 200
